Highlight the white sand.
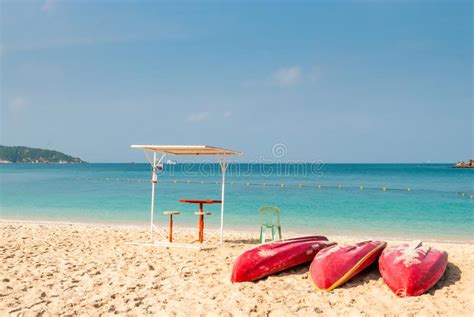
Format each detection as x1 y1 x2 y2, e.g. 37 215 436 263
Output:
1 222 473 316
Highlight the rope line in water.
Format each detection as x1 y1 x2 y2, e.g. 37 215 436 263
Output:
99 177 413 191
76 177 474 198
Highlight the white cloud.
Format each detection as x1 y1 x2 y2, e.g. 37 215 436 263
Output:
8 97 28 113
42 0 58 13
187 112 209 122
224 111 232 118
272 66 301 87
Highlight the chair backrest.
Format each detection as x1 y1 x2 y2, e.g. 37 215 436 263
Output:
259 206 281 227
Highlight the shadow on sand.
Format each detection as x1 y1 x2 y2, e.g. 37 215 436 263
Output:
226 238 261 245
428 261 461 294
340 263 381 289
275 262 311 278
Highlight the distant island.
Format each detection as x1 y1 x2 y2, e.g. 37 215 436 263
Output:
453 160 474 169
0 145 85 164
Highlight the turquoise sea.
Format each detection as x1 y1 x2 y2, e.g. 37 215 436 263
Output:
1 163 473 241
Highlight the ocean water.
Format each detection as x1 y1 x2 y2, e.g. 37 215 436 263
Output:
1 163 473 240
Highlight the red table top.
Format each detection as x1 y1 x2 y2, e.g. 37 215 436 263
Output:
179 199 222 204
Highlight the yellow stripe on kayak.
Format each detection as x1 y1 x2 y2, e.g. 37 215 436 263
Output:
312 243 385 292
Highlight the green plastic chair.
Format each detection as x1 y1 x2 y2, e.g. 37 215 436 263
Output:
259 206 282 243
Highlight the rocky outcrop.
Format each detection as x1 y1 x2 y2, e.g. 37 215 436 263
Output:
453 160 474 168
0 146 85 164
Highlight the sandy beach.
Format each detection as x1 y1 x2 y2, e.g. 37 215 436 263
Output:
1 222 473 316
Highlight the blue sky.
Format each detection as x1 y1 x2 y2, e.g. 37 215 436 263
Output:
1 0 472 163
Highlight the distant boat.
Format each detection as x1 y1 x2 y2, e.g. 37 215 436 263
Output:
166 159 177 165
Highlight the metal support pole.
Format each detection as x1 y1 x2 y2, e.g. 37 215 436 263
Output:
150 151 157 241
219 158 228 245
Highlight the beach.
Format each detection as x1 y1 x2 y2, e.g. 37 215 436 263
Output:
2 0 472 315
1 222 473 316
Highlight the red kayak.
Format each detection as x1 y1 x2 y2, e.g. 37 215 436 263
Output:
379 241 448 297
309 240 386 291
231 236 335 283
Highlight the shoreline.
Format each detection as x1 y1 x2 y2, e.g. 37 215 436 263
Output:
1 218 473 244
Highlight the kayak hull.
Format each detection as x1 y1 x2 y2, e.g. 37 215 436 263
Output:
309 240 386 291
379 242 448 297
231 236 335 283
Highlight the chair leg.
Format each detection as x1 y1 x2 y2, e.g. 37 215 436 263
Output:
271 226 276 241
278 226 282 240
260 226 266 244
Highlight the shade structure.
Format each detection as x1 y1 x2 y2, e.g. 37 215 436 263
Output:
130 144 241 249
130 145 241 156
